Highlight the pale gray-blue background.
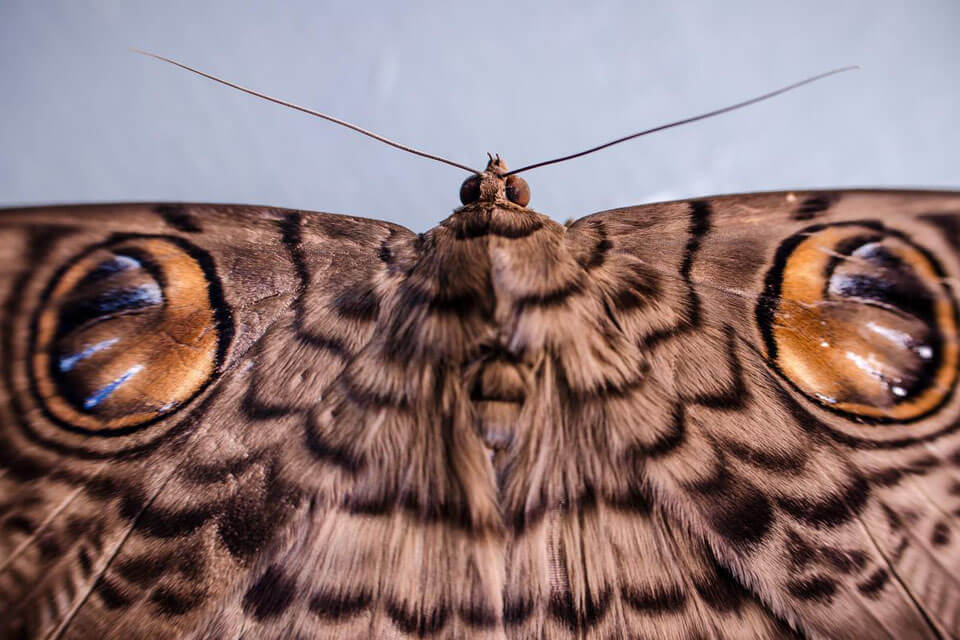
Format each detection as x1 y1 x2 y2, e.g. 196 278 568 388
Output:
1 1 957 231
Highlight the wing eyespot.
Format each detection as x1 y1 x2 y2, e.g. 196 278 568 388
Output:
29 235 232 435
757 222 959 423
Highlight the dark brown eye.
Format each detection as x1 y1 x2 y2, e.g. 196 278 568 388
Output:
757 223 959 423
31 236 230 434
460 175 481 205
505 175 530 207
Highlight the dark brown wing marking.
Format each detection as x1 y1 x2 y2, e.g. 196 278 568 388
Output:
570 190 960 638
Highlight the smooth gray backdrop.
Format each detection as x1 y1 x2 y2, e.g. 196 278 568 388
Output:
1 1 957 231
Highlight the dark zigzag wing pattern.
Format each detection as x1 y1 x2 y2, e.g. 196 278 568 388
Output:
568 190 960 638
212 201 798 639
0 190 958 638
0 204 408 638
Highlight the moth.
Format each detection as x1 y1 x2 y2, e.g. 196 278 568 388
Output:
1 56 958 640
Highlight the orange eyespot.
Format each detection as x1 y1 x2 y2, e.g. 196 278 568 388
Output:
505 175 531 207
757 223 959 422
30 236 231 435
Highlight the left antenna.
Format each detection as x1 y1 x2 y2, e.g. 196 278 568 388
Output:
133 49 481 175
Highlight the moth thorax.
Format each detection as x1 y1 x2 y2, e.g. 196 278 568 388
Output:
471 356 530 451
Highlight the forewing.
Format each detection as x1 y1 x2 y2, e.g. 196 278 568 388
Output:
566 190 960 638
0 203 411 638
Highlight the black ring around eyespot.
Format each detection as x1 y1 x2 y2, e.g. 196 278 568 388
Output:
26 233 234 437
755 220 959 425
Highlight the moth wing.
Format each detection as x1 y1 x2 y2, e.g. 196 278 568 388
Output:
565 190 960 638
0 203 413 638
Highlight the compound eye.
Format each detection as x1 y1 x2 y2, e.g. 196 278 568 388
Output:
459 174 481 205
758 224 959 422
505 175 530 207
31 236 228 434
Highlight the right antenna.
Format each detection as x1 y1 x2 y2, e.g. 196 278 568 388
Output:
503 65 860 177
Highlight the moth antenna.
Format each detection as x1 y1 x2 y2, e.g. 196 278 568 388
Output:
132 49 482 175
503 65 860 176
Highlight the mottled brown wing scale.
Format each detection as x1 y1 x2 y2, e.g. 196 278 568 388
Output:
0 191 959 639
0 205 405 638
572 191 960 638
653 192 960 638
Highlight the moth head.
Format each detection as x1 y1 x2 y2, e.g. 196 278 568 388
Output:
459 155 530 207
